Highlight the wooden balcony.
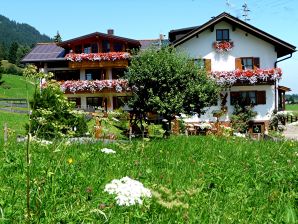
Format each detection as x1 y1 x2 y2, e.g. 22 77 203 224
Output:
68 60 128 69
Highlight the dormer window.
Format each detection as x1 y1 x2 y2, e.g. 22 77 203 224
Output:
216 29 229 41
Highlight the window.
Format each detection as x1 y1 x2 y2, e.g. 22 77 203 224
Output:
112 68 126 79
194 59 205 69
84 44 91 53
216 29 229 41
91 43 98 53
75 45 82 53
252 124 262 133
231 91 266 106
113 96 130 109
68 97 81 108
85 69 102 80
235 57 260 70
114 42 123 52
194 58 211 72
241 58 253 70
86 97 103 108
53 70 80 81
102 40 110 53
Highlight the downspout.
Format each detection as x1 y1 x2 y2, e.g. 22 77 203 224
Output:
274 53 293 111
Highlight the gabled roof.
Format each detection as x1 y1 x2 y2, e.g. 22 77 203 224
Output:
171 12 296 58
58 32 140 48
139 39 170 50
169 25 200 42
21 43 65 63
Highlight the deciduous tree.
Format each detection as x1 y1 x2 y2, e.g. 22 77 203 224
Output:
125 47 220 134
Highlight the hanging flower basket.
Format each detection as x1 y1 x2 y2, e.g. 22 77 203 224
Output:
210 68 282 86
213 41 234 53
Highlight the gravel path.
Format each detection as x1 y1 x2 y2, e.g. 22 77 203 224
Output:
284 122 298 141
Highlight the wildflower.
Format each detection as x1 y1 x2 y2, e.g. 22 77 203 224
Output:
86 187 93 193
99 203 106 209
67 158 73 164
101 148 116 154
104 176 151 206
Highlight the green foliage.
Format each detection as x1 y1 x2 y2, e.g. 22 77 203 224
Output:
29 81 88 139
231 101 257 133
0 42 7 60
53 31 62 43
286 94 298 104
1 136 297 222
126 47 219 124
0 73 34 98
0 14 51 46
0 61 2 81
8 41 19 64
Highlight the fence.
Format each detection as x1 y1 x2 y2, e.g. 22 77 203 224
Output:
286 115 298 123
0 98 29 114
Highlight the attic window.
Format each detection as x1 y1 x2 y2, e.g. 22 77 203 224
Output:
216 29 229 41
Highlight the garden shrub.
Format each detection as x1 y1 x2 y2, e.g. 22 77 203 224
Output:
231 100 257 133
28 81 88 139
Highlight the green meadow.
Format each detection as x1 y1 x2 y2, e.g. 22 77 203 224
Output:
0 136 297 223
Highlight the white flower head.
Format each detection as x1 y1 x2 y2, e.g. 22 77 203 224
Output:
101 148 116 154
104 176 151 206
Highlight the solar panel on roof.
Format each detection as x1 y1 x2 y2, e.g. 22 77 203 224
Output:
22 43 66 62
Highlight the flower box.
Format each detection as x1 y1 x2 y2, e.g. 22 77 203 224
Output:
213 41 234 52
210 68 282 86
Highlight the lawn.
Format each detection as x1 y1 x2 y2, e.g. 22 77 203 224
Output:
0 136 297 223
286 104 298 112
0 110 28 139
0 73 35 99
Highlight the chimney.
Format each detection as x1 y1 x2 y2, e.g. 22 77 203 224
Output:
107 29 114 35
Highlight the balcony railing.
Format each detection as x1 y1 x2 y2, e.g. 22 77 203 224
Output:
65 52 131 69
210 68 282 86
57 79 130 94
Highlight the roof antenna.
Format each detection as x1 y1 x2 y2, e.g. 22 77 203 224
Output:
242 2 251 22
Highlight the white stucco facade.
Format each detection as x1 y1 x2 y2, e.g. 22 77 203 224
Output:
175 21 279 122
176 21 277 71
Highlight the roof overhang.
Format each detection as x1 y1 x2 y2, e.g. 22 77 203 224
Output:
278 85 292 92
171 12 296 58
58 32 141 48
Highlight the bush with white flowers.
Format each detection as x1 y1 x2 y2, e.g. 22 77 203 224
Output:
104 177 151 206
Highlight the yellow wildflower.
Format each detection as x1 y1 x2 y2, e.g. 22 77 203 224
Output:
67 158 73 164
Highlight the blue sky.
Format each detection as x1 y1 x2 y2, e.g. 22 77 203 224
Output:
1 0 297 93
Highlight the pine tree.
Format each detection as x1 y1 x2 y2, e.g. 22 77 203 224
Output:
8 42 19 64
0 42 7 60
16 45 31 66
53 31 62 43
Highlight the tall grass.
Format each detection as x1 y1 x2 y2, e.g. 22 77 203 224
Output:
0 136 297 223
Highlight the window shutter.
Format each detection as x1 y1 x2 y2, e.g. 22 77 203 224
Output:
204 59 212 72
256 91 266 104
235 58 242 70
253 57 260 69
